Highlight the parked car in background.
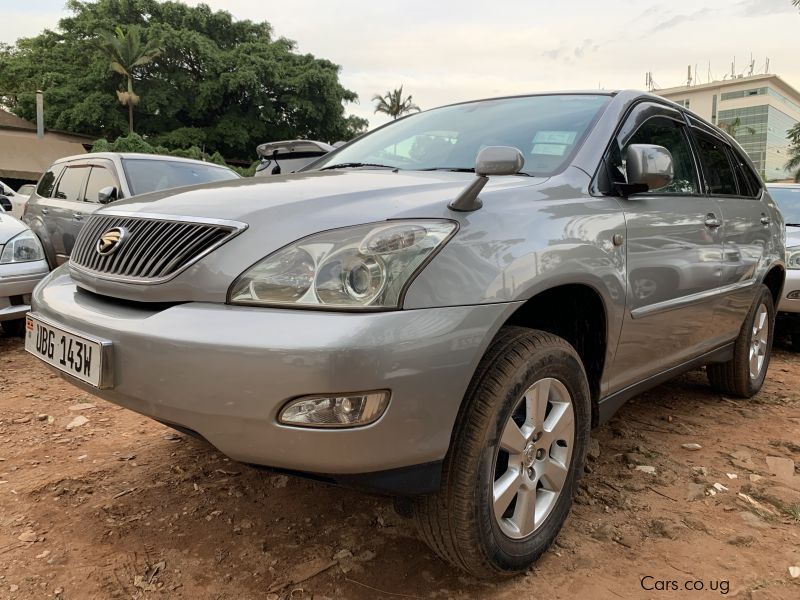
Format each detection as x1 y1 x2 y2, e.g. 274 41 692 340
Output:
0 212 49 336
23 153 240 266
767 183 800 349
254 140 335 177
10 183 36 218
0 180 14 214
25 91 785 577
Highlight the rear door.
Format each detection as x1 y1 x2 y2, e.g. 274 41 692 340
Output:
46 164 90 264
689 122 771 339
603 102 725 391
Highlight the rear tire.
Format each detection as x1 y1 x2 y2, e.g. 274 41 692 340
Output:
413 327 591 578
707 285 775 397
1 318 25 337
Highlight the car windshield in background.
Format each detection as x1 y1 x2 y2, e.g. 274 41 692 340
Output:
311 94 611 177
122 159 239 196
768 187 800 224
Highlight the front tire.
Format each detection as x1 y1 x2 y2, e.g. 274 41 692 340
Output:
413 327 591 578
707 284 775 397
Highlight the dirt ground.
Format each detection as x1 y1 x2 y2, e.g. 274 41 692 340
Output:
1 331 799 600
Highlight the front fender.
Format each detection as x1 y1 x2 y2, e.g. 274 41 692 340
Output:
22 216 57 270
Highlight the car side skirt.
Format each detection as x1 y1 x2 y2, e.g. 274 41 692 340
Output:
597 342 735 424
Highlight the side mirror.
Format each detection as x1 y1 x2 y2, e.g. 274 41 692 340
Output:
449 146 525 212
625 144 674 192
475 146 525 177
98 186 118 204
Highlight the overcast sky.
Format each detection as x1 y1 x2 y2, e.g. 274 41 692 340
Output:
3 0 799 127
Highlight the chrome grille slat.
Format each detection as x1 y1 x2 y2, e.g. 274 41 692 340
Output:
69 213 243 284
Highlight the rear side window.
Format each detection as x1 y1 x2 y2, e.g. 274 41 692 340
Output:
728 149 762 198
692 131 738 195
53 166 88 202
36 165 63 198
83 166 117 203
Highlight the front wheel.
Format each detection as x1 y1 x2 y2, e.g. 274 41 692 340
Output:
413 327 591 578
707 284 775 397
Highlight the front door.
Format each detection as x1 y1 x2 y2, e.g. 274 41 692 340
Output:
603 103 725 393
45 164 90 264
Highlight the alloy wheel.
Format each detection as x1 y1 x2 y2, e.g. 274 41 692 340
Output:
492 377 575 539
749 303 769 380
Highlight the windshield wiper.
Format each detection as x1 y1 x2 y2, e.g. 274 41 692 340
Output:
419 167 533 176
319 162 397 171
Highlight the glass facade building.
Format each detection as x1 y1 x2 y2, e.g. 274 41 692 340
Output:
718 104 796 179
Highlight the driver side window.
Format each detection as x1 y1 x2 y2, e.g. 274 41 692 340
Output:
609 115 699 194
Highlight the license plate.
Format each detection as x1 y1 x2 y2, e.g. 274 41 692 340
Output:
24 314 111 388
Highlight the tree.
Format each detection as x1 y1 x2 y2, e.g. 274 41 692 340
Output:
717 116 755 139
786 122 800 182
0 0 367 160
97 25 162 134
372 86 421 119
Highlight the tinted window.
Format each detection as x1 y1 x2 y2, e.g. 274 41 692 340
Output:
53 166 88 202
608 115 698 194
36 165 64 198
693 131 738 195
312 94 611 177
83 166 117 203
768 187 800 224
728 149 762 198
122 159 239 196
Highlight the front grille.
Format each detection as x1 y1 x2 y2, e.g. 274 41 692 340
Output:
70 213 245 283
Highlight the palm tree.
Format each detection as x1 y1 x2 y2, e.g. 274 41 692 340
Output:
785 122 800 181
718 116 756 139
97 25 162 134
372 86 421 120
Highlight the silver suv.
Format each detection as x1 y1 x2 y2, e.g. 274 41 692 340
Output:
25 91 785 578
23 152 239 267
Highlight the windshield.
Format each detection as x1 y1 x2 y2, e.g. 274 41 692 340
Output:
768 187 800 224
312 94 611 176
122 159 239 196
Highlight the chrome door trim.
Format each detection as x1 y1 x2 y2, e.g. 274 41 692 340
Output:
630 279 756 319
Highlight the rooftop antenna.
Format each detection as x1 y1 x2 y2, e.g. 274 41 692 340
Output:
747 53 755 76
765 57 770 73
686 65 692 86
707 61 712 83
731 59 735 79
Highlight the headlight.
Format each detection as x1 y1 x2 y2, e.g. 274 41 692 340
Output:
788 246 800 270
0 230 45 264
229 220 457 309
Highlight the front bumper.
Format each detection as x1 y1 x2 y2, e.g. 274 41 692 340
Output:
0 259 48 322
32 269 517 482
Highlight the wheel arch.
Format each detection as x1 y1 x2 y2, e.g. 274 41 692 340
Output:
762 262 785 308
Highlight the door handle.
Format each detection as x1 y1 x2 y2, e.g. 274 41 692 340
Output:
41 208 49 215
704 214 721 229
73 212 83 221
760 214 770 225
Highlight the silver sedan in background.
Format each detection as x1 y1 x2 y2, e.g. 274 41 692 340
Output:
0 211 48 336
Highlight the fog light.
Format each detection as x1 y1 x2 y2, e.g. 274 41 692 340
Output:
278 391 390 428
788 291 800 300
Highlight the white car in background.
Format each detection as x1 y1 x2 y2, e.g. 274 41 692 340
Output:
0 211 49 336
254 140 337 177
0 180 33 219
767 183 800 350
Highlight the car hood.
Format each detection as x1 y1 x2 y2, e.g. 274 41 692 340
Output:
70 170 547 303
104 169 543 222
0 212 28 244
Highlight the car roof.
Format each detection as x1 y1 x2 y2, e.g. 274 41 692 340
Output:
766 182 800 188
52 152 235 170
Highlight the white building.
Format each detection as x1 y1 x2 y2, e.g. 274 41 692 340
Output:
656 74 800 181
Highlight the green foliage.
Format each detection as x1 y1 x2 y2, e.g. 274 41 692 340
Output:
786 122 800 181
96 24 163 133
372 86 421 120
0 0 365 161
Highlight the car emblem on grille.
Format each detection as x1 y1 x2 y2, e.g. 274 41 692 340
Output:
96 227 128 256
